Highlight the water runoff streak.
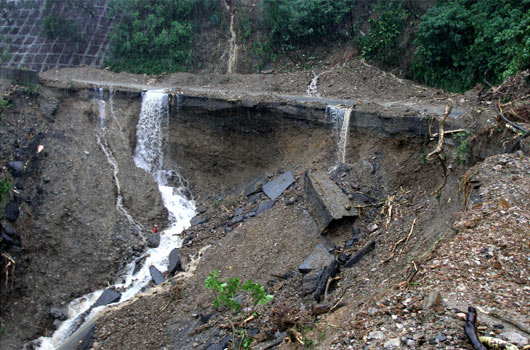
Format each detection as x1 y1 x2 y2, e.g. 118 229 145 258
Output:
35 89 195 350
326 105 353 164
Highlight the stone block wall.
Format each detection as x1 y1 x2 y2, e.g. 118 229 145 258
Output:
0 0 114 72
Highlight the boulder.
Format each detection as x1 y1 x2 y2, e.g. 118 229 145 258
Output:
50 306 68 321
190 214 208 226
301 268 323 295
244 173 266 197
149 265 164 285
93 288 121 307
263 171 295 200
168 248 182 275
304 171 358 233
7 161 24 177
147 233 161 248
5 201 20 222
298 244 335 274
256 200 275 216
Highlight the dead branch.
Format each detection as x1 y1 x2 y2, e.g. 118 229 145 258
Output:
384 195 395 230
427 105 452 160
496 103 528 133
344 240 375 268
323 276 341 302
478 336 519 350
465 306 487 350
431 129 466 137
2 253 15 290
396 218 417 262
382 236 407 264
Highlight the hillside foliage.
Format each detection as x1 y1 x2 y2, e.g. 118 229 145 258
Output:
106 0 220 74
412 0 530 91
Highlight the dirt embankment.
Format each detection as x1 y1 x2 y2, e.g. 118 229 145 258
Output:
1 63 529 350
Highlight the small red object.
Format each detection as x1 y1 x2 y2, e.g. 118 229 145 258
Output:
153 224 158 234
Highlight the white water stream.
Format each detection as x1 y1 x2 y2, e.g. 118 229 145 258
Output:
326 105 353 164
35 89 195 350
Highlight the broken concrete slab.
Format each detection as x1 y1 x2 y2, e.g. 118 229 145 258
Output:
304 170 358 233
244 173 266 197
263 171 295 200
93 288 121 308
298 243 335 274
149 265 164 285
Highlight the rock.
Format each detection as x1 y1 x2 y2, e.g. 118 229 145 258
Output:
7 161 24 176
501 331 529 346
367 223 379 233
74 324 96 350
5 201 20 222
298 244 335 274
351 192 373 203
234 207 243 216
197 206 207 214
149 265 164 285
337 253 349 265
231 215 244 224
147 233 161 248
50 306 68 321
384 338 401 348
304 171 358 233
244 173 266 197
421 290 444 312
3 223 16 236
263 171 295 200
286 197 296 205
256 200 275 216
368 331 385 340
247 193 261 204
301 268 323 294
225 225 232 233
190 214 208 226
245 211 255 218
405 338 415 347
93 288 121 307
168 248 182 275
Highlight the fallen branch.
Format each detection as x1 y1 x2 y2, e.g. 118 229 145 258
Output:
464 306 487 350
323 276 340 302
396 218 417 262
384 195 395 230
431 155 448 196
479 336 518 350
496 103 528 134
314 261 339 302
344 240 375 268
431 129 466 137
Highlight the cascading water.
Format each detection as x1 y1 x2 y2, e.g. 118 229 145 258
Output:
34 89 196 350
326 105 353 164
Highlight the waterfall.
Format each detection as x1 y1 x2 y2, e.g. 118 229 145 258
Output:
134 90 196 236
326 105 353 164
34 89 196 350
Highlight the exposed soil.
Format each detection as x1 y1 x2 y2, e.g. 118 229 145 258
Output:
1 61 529 350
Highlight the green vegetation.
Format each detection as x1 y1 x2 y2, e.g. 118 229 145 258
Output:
453 132 471 164
40 15 84 42
0 97 10 122
262 0 355 52
205 269 273 313
0 34 10 63
205 270 273 350
0 178 10 212
412 0 530 91
356 1 409 66
106 0 221 74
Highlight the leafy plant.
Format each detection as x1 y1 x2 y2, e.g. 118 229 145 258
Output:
356 1 409 66
0 178 10 197
0 97 10 122
204 269 273 313
0 34 11 63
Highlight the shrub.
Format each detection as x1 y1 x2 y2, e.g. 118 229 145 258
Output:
357 1 409 66
262 0 355 51
40 15 84 42
412 0 530 91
